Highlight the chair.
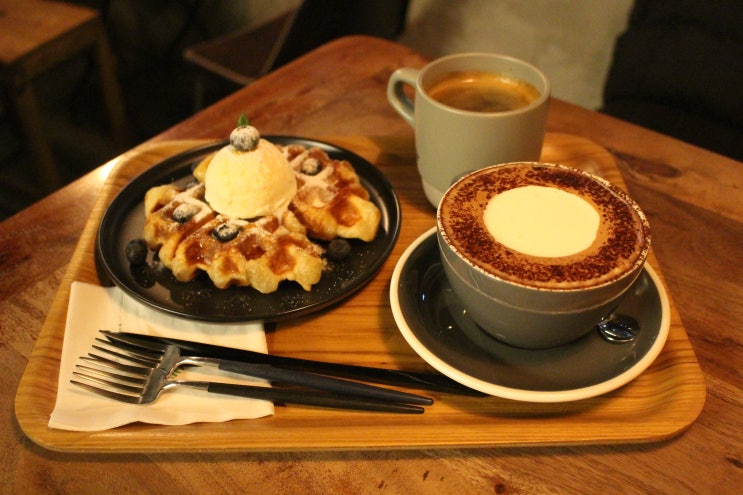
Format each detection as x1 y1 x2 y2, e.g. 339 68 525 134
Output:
602 0 743 161
0 0 130 192
184 0 409 109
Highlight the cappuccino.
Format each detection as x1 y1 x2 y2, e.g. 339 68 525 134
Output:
438 163 650 290
427 71 540 113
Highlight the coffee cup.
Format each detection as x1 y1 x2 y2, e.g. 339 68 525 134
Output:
387 53 550 207
436 162 651 349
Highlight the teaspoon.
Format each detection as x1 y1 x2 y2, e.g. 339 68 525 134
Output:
597 313 640 343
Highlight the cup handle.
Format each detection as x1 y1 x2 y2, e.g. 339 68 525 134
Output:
387 67 419 127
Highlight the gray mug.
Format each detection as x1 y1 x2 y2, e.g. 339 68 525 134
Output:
387 53 550 207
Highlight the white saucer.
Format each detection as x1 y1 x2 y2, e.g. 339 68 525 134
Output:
390 227 670 403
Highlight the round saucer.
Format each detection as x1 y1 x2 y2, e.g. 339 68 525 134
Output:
390 227 670 402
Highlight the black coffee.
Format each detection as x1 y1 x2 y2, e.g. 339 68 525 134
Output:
427 71 540 113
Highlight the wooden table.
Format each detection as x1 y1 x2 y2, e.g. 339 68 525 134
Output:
3 36 741 493
0 0 129 191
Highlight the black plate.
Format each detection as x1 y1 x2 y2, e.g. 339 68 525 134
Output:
96 137 401 322
390 229 670 402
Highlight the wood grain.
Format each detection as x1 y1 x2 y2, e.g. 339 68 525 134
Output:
15 133 705 452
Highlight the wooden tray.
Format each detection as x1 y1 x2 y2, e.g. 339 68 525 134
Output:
15 133 706 452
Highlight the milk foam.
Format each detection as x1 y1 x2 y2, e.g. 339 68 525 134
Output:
483 185 599 257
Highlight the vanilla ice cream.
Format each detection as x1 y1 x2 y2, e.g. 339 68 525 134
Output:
205 137 297 219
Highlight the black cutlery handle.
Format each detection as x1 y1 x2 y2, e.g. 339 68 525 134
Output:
217 360 433 405
206 383 424 414
129 333 485 396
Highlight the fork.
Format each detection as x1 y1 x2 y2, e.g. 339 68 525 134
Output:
73 330 433 405
111 331 484 396
71 361 425 413
87 331 433 405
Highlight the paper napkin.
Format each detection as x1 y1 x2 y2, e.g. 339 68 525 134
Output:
49 281 274 431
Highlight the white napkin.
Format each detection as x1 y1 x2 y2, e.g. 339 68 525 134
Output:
49 281 274 431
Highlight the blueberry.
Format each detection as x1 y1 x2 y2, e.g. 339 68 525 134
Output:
300 158 322 175
326 238 351 260
212 222 241 242
125 239 148 265
230 125 260 151
172 203 200 223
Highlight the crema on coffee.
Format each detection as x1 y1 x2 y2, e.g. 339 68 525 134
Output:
438 163 650 290
427 71 540 113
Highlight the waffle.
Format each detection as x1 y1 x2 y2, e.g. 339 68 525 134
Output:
140 143 380 292
282 144 381 242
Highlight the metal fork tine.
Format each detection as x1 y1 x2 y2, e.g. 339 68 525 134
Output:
69 380 143 404
93 340 159 362
100 330 169 352
90 344 161 367
95 336 164 358
75 364 149 386
72 370 145 395
82 354 153 376
71 365 170 405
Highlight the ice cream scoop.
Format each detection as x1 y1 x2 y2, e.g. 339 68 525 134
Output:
205 127 297 219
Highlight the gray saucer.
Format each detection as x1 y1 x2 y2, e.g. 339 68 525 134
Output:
390 228 670 402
